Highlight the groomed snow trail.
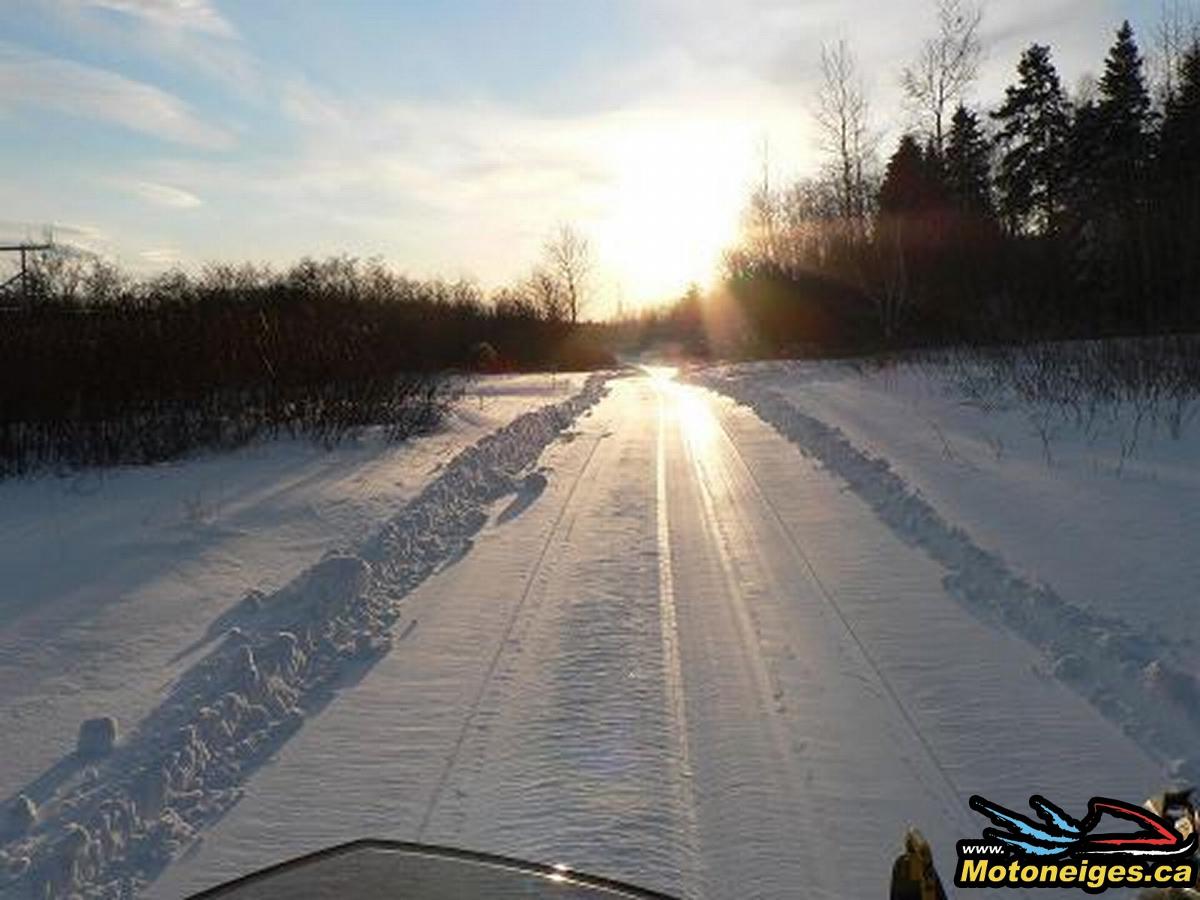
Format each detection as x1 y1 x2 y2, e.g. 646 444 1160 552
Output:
150 370 1163 900
695 366 1200 787
0 376 609 899
0 373 589 806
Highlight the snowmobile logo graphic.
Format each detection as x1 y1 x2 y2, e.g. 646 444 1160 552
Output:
954 794 1200 892
969 794 1196 858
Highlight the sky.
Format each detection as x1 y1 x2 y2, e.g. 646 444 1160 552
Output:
0 0 1180 314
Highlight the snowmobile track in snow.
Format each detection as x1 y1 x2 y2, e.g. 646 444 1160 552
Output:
413 429 609 841
703 398 971 830
697 371 1200 787
0 374 611 900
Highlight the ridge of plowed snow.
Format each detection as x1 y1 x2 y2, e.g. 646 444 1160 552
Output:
0 374 609 899
695 369 1200 785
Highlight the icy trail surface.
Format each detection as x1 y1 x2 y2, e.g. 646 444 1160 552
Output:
140 370 1162 900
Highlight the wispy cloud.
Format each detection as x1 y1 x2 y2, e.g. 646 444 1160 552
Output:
69 0 236 38
47 0 261 100
0 42 234 149
4 0 1149 307
150 84 765 302
138 247 185 266
0 220 112 259
124 180 204 209
0 220 97 242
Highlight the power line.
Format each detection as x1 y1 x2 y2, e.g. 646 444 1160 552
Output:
0 241 53 304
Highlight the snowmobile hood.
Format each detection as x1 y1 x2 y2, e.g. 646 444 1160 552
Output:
187 840 679 899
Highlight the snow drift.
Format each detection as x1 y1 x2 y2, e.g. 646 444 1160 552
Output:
695 367 1200 786
0 374 609 899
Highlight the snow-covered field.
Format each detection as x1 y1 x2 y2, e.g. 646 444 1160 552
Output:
1 359 1195 899
698 358 1200 649
0 373 595 894
695 358 1200 786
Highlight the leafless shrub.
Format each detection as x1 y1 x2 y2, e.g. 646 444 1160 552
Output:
0 256 512 475
907 336 1200 469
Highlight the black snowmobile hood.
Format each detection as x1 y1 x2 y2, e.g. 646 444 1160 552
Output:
187 839 680 899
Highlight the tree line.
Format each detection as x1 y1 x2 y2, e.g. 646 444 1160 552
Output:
725 2 1200 354
0 228 610 475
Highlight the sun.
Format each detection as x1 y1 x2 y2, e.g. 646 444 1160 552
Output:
592 117 754 309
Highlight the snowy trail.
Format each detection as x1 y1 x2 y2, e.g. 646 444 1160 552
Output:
0 374 588 805
0 376 608 898
695 366 1200 787
150 371 1164 900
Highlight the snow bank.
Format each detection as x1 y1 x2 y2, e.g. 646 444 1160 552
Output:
0 372 590 806
0 374 609 899
695 367 1200 785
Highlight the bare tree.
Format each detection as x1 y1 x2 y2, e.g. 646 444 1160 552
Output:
742 136 783 262
525 266 568 322
901 0 984 155
1152 0 1199 104
543 224 590 324
815 39 878 228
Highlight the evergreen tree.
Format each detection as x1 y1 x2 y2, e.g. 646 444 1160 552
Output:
943 104 993 215
1095 21 1153 197
879 135 942 214
1085 22 1155 327
992 44 1071 235
876 135 956 332
1157 40 1200 325
1160 41 1200 186
1065 100 1107 212
1062 98 1109 320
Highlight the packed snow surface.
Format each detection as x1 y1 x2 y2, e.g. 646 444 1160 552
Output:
2 361 1190 899
0 373 600 897
0 373 587 802
694 359 1200 785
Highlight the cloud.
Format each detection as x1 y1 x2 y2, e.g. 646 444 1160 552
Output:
9 0 1145 309
70 0 235 37
46 0 261 100
0 220 113 260
258 83 617 212
0 42 234 148
148 85 768 304
605 0 1131 173
138 246 184 265
0 220 99 242
125 180 204 209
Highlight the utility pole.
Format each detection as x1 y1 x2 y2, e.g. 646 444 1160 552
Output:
0 242 53 304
